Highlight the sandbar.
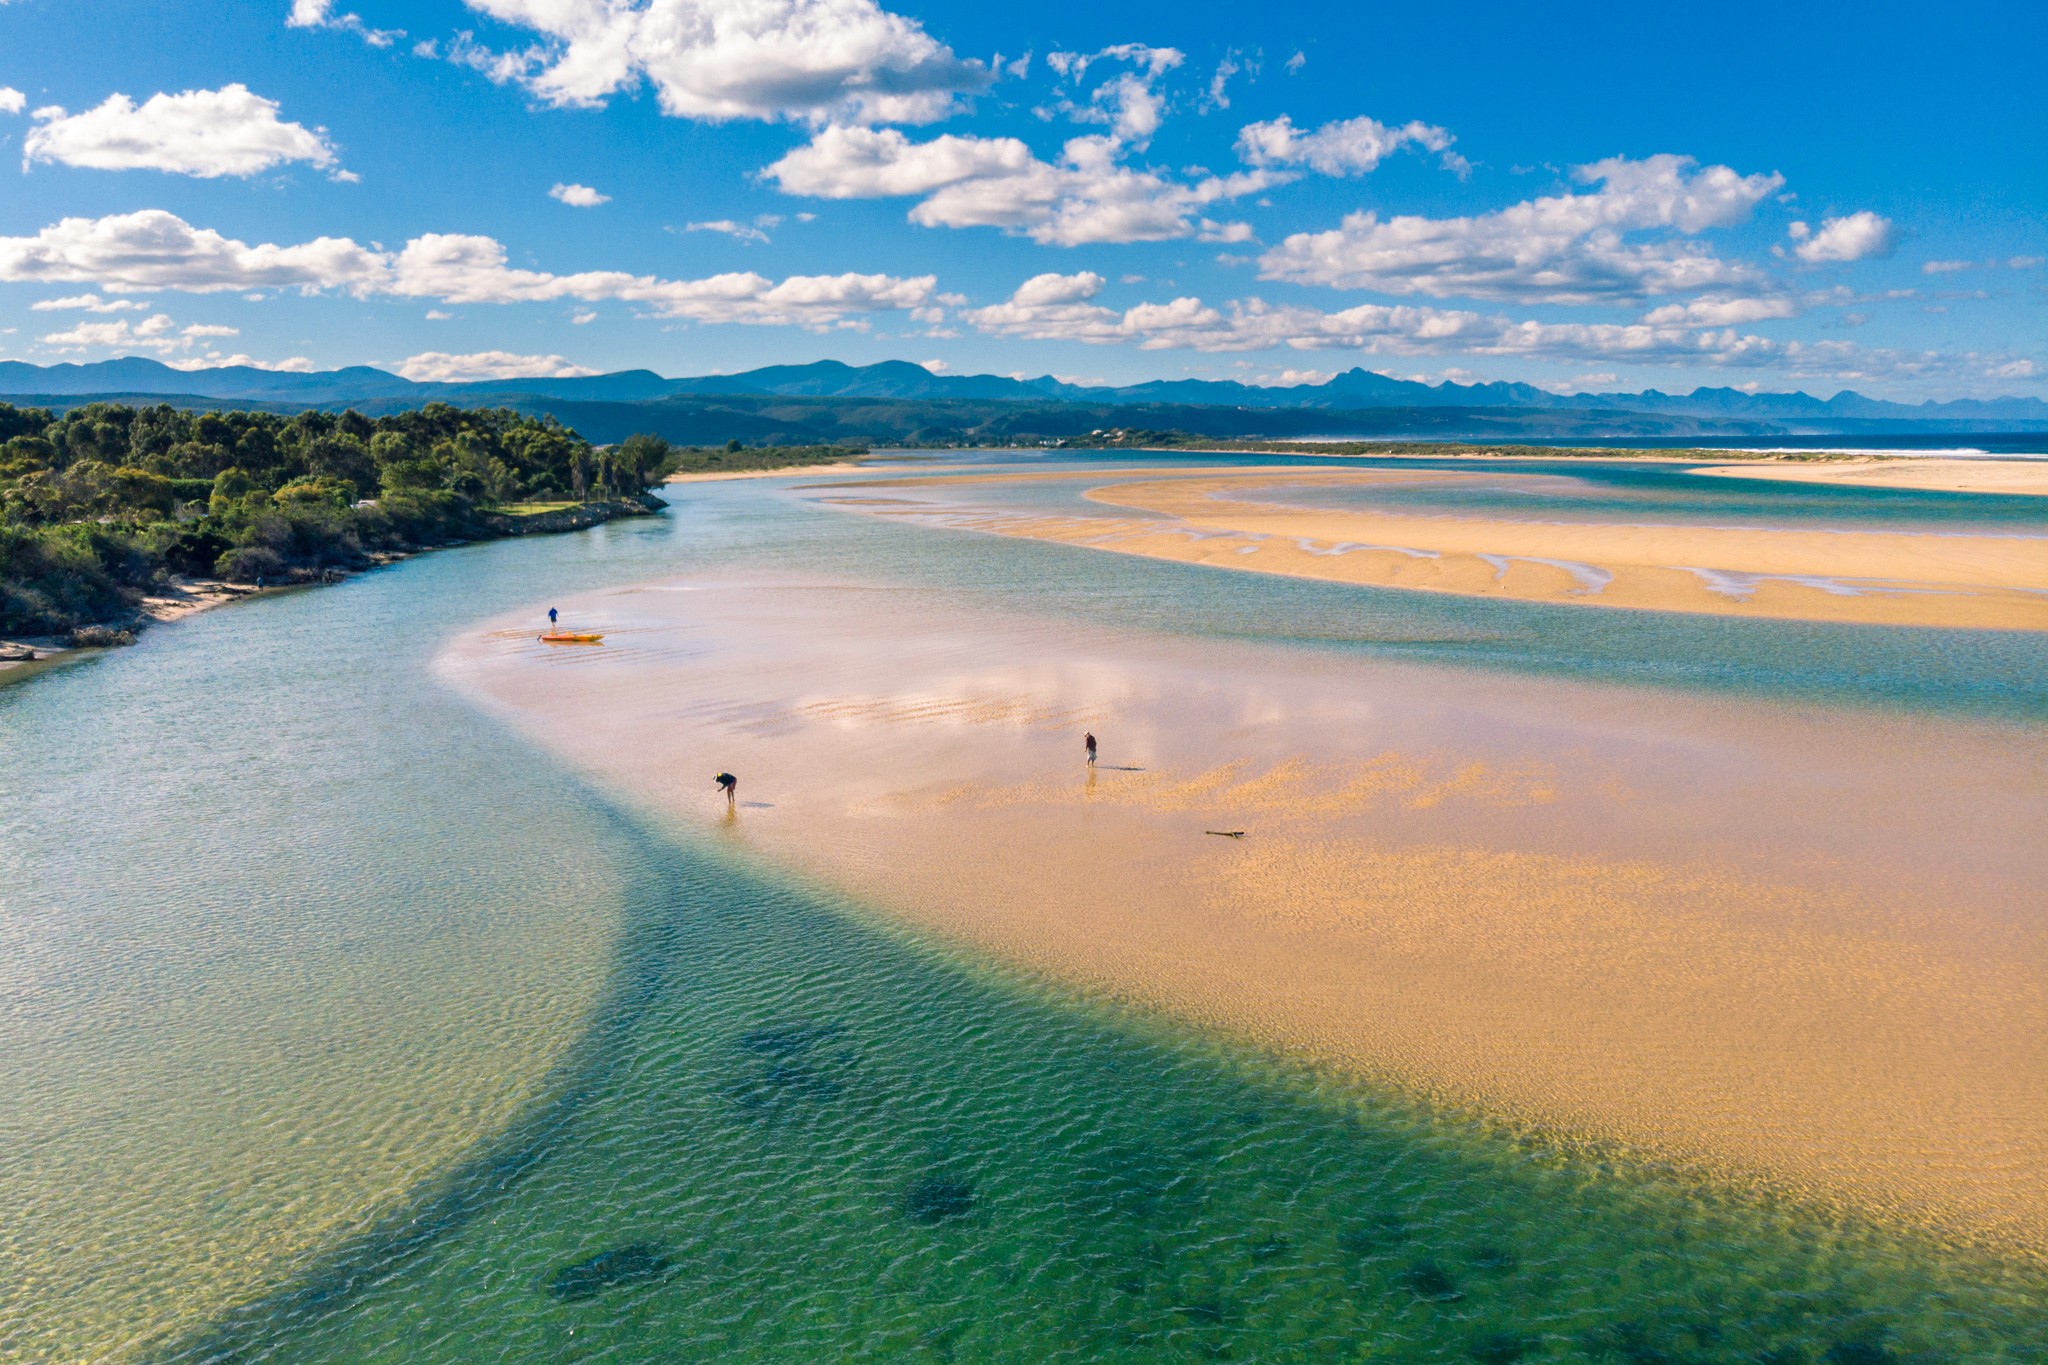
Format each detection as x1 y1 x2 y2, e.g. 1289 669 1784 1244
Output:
1694 456 2048 496
443 577 2048 1256
665 462 877 483
818 467 2048 630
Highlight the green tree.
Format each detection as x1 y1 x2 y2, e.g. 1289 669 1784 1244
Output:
615 433 675 490
210 468 259 518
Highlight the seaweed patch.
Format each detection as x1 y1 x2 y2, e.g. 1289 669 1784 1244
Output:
1400 1258 1463 1302
1470 1331 1533 1364
544 1242 675 1302
734 1022 844 1057
721 1021 856 1113
903 1175 977 1224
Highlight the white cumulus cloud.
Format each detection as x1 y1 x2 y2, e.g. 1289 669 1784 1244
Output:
41 313 179 352
385 231 933 325
955 280 2017 389
29 293 151 312
1204 54 1242 112
33 311 247 357
1016 288 1768 369
166 354 318 372
453 0 988 123
1012 271 1105 306
962 275 1827 372
0 88 24 116
0 210 934 330
23 85 344 179
1043 46 1184 149
549 181 611 206
1235 114 1457 177
1789 211 1895 263
287 0 402 47
396 350 601 382
1638 295 1799 326
0 210 387 293
764 124 1284 246
1045 44 1182 83
1258 154 1783 303
685 219 770 243
766 126 1035 197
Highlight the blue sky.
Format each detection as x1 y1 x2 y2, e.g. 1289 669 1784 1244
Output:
0 0 2042 398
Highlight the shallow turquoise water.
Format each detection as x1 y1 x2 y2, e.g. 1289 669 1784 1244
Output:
885 449 2048 534
2 460 2042 1363
803 454 2048 720
1236 462 2048 534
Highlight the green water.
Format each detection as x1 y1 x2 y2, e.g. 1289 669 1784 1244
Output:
2 459 2042 1363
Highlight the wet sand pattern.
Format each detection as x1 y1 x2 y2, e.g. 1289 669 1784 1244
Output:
445 577 2048 1257
814 467 2048 629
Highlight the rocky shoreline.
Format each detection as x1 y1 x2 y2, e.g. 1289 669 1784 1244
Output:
483 493 667 535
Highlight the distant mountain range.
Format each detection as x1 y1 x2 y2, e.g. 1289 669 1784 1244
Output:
2 356 2044 440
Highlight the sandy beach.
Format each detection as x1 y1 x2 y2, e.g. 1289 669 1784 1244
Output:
817 466 2048 630
0 579 254 678
1693 456 2048 496
444 576 2048 1256
665 462 876 483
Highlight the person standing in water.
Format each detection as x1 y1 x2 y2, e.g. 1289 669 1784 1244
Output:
548 607 558 626
1084 732 1098 766
715 772 737 804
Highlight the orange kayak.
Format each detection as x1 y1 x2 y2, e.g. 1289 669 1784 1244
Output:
539 631 604 644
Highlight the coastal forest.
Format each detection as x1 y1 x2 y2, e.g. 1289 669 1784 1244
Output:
0 401 672 637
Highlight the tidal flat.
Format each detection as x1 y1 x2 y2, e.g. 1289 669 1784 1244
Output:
818 462 2048 629
447 572 2048 1254
4 453 2044 1362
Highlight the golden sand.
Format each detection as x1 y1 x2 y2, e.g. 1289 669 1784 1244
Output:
1695 456 2048 496
819 467 2048 630
665 462 878 483
444 578 2048 1256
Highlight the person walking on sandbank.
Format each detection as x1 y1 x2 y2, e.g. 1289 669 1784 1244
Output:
1084 732 1098 766
715 772 738 804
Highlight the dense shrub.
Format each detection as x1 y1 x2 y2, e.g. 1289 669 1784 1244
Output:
0 523 147 633
0 400 659 634
67 624 137 648
214 545 288 584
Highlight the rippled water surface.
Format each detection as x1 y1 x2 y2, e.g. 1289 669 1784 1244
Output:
2 455 2043 1363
